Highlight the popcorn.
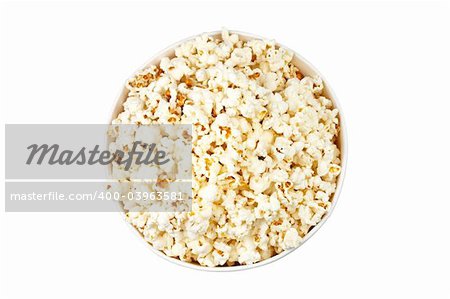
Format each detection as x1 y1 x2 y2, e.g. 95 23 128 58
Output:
113 30 341 267
198 184 218 202
228 47 253 67
281 228 301 250
123 96 144 114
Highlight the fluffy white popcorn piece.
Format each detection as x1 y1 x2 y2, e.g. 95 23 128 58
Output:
281 228 302 250
123 96 144 114
198 184 218 202
113 29 342 267
227 47 253 67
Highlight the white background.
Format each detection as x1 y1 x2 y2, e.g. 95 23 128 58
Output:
1 1 449 298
